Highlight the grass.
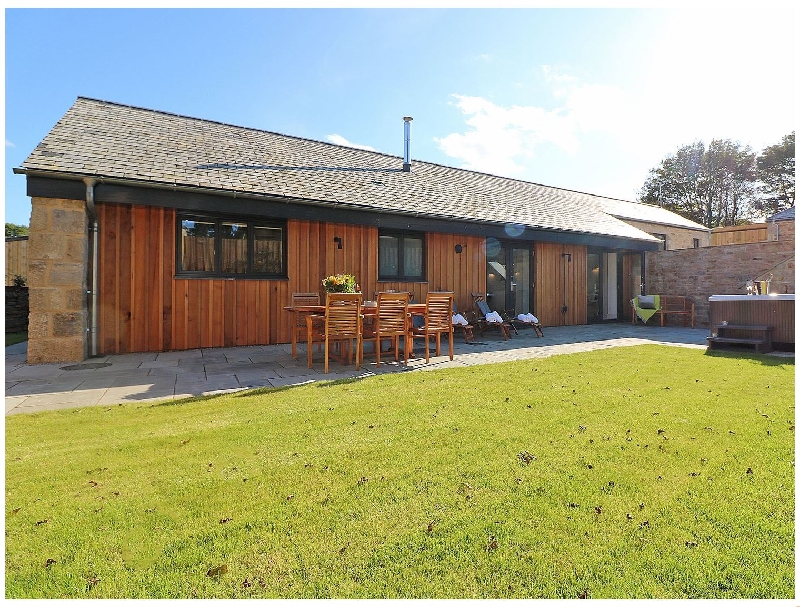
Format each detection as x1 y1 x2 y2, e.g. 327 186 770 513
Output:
4 345 794 599
5 331 28 347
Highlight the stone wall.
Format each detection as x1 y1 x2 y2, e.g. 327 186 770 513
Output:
768 219 795 243
5 286 29 333
27 197 89 363
645 238 795 326
623 219 711 250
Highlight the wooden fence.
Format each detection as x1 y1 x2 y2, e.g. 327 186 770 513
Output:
5 237 28 286
711 224 767 246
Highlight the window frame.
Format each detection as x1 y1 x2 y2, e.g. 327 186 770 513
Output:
377 229 426 281
175 212 287 279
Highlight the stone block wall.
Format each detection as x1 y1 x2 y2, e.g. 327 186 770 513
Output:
623 219 710 250
27 197 89 363
645 238 795 326
5 286 29 333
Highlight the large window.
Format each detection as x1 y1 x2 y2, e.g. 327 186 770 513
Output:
177 213 286 277
378 231 425 280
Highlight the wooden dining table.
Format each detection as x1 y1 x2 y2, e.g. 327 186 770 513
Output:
283 303 427 366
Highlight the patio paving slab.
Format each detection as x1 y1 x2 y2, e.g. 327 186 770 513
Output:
6 323 790 415
5 378 86 396
147 364 205 377
6 395 30 413
156 349 203 361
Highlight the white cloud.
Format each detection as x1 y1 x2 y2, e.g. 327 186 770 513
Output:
436 7 794 198
6 139 15 147
436 68 635 177
326 134 377 152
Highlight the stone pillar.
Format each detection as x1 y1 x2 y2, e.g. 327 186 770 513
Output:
27 197 89 363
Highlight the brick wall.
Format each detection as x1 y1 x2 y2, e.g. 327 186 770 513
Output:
768 219 795 243
645 238 795 326
27 197 89 363
622 219 710 250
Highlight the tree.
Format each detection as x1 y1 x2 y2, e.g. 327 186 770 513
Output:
5 223 29 238
755 131 794 217
639 139 758 228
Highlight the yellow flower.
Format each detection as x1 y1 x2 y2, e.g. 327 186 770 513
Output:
322 273 358 293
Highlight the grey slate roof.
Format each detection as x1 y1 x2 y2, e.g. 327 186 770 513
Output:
18 97 661 244
767 206 795 222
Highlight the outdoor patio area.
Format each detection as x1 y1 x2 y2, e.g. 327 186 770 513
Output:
5 322 784 416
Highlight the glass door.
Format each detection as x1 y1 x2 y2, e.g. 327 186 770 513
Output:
587 251 602 323
485 238 534 316
511 247 532 315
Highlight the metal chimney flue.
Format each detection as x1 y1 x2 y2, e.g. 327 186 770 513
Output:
402 116 413 172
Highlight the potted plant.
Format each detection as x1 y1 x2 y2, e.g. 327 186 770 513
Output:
321 273 359 294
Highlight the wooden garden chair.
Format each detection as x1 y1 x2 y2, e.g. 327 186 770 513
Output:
410 292 454 363
471 292 515 340
514 313 544 337
291 292 322 359
363 291 411 366
316 292 363 374
452 302 475 344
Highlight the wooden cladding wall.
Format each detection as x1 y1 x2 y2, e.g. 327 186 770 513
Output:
422 232 485 314
533 242 587 327
96 203 487 354
98 204 174 354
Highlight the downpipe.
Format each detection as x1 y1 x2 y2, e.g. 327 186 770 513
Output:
84 178 99 358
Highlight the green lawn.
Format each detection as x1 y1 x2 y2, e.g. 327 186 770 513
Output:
5 331 28 347
4 345 794 599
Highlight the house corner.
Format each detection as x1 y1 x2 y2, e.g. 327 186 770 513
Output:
26 197 90 364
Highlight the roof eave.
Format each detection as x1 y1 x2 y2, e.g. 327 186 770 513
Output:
17 167 662 251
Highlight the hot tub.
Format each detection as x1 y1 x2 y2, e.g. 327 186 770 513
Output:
708 294 795 348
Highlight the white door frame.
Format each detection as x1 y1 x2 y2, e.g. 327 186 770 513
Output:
603 252 618 320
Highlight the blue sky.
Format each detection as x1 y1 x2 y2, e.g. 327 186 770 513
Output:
3 6 796 227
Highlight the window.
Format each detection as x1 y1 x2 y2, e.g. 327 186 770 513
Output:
378 231 425 280
177 213 286 277
693 238 700 249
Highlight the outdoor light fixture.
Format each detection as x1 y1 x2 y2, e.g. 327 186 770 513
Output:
454 244 463 254
333 236 343 249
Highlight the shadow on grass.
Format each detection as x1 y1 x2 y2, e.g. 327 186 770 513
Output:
148 384 308 408
236 371 397 394
145 374 386 410
704 349 795 366
147 393 230 408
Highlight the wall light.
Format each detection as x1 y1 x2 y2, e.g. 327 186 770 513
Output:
333 236 343 249
454 244 463 254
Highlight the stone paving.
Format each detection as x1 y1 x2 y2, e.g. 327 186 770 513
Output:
5 323 789 416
